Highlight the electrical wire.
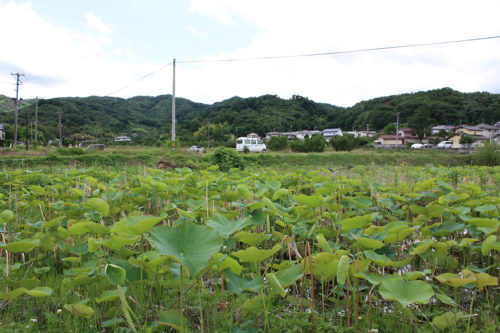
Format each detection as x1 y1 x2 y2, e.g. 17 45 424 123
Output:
177 35 500 64
104 62 172 96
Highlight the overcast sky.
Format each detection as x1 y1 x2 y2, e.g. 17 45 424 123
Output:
1 0 500 107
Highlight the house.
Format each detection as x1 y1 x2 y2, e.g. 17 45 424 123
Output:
357 130 377 138
247 133 260 138
455 125 483 137
0 124 5 141
322 128 343 141
396 127 435 144
448 133 488 148
476 123 499 138
373 134 404 147
265 132 280 140
114 136 131 142
294 130 322 140
431 125 455 135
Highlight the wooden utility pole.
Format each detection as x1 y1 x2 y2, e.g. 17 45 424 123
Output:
34 97 38 143
10 73 24 148
171 58 176 151
395 112 400 149
57 112 62 147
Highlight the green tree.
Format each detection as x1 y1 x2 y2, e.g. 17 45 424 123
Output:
459 135 476 145
383 123 396 134
267 136 288 151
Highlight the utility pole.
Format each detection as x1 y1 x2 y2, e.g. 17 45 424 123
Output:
395 112 400 149
25 103 29 151
207 122 210 149
57 112 62 147
34 97 38 143
171 58 176 151
10 73 24 148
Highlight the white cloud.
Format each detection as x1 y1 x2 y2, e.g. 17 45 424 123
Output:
85 11 113 36
186 25 205 37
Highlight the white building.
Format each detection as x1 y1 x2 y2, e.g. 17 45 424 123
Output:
322 128 343 141
114 136 131 142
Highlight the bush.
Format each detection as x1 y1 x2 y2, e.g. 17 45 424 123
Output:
290 135 326 153
267 136 288 151
472 142 500 166
211 147 244 172
330 134 369 151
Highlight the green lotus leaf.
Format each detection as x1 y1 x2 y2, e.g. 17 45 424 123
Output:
435 273 475 288
232 244 281 263
293 194 324 209
432 311 464 330
237 184 251 200
435 293 454 305
83 198 110 217
266 180 281 191
316 233 333 252
248 209 266 226
0 209 15 223
379 278 434 308
148 222 223 277
275 264 303 288
207 216 250 239
410 204 444 219
111 215 163 235
95 287 127 303
102 317 125 327
158 310 186 330
467 218 499 229
402 269 431 280
211 252 242 275
267 272 286 297
234 231 270 245
24 286 53 297
272 188 289 201
64 303 95 318
475 272 498 290
105 264 126 285
481 235 500 255
224 269 263 294
337 255 349 285
1 239 40 253
304 252 339 282
364 250 412 268
352 236 384 249
341 214 373 232
354 272 393 285
411 239 435 256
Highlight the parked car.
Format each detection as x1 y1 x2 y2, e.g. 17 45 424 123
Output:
411 143 423 149
437 141 453 148
422 143 433 148
189 145 204 152
236 137 267 152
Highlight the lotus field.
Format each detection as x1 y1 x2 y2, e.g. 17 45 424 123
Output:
0 164 499 332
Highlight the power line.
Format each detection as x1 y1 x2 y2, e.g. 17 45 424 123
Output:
105 62 172 96
177 34 500 64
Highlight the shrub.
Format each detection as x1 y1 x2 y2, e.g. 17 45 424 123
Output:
267 136 288 151
211 147 244 172
330 134 369 151
290 135 326 153
472 142 500 166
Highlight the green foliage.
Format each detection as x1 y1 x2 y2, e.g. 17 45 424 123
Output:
329 134 369 151
473 142 500 166
267 136 288 151
290 135 325 152
212 147 244 172
459 135 476 145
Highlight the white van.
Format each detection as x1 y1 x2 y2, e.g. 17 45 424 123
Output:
437 141 453 148
236 137 267 152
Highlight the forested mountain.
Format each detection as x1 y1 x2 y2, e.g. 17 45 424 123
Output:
0 87 499 145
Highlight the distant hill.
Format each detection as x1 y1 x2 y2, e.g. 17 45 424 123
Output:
0 87 499 145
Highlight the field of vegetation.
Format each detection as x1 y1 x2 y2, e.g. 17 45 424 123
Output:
0 154 498 332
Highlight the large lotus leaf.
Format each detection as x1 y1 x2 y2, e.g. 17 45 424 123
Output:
481 235 500 255
274 264 303 287
237 184 251 200
158 310 186 330
100 235 138 251
232 244 281 263
234 231 270 245
475 272 498 290
207 216 250 239
341 214 374 232
432 311 464 331
294 194 324 209
211 252 242 275
379 278 434 308
428 222 466 237
435 273 475 288
364 250 412 268
0 209 15 223
352 237 384 249
83 198 110 216
267 272 286 297
410 204 444 219
411 239 436 256
96 289 122 303
111 215 163 235
1 239 40 253
68 222 108 236
0 286 52 300
304 252 339 282
224 269 263 294
272 188 289 201
337 255 349 285
354 272 393 286
105 264 126 285
64 303 95 318
148 222 223 277
466 218 499 229
316 233 333 252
